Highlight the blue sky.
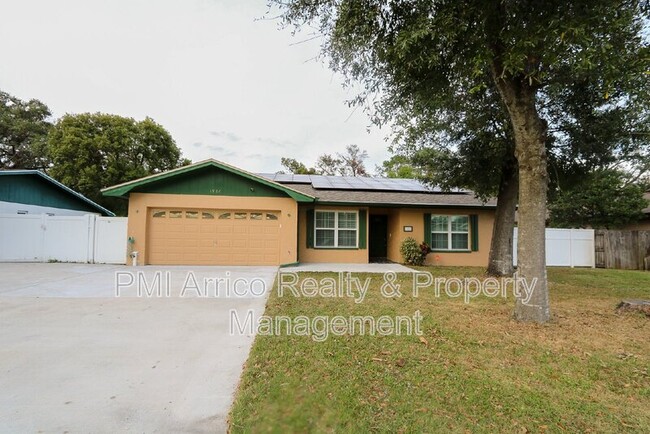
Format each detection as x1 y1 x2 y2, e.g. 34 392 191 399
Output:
0 0 389 172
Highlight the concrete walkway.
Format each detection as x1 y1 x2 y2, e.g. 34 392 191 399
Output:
0 263 276 433
281 262 416 273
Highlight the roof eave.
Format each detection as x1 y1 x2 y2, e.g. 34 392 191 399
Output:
1 170 115 216
309 200 497 208
101 159 315 203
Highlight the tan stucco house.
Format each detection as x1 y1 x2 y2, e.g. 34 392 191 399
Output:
102 159 497 267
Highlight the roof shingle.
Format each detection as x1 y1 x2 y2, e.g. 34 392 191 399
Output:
284 183 496 208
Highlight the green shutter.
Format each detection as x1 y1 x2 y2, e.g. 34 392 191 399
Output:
358 209 367 249
423 213 432 245
306 209 314 248
470 214 479 251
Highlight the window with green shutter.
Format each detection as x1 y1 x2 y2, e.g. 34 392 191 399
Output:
311 210 361 248
429 214 472 251
470 214 479 251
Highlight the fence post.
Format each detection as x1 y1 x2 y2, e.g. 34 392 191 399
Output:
39 214 47 262
590 229 595 268
569 229 574 268
87 214 96 264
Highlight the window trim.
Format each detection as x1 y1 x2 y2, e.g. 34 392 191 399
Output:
314 210 359 249
431 215 470 252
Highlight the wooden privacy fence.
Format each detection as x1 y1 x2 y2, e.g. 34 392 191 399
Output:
595 230 650 270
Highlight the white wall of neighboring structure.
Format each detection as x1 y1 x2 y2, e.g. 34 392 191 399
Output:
514 228 595 268
0 213 127 264
0 200 95 216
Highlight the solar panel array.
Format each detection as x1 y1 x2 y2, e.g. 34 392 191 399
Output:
309 175 432 192
256 173 312 184
254 173 464 193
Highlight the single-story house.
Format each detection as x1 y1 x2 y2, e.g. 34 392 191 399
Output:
102 159 496 266
0 170 114 216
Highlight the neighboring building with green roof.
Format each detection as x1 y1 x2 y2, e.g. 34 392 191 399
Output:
0 170 114 216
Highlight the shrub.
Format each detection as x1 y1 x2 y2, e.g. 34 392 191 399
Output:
400 237 431 266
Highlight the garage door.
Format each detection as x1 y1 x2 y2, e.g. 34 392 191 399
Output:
147 209 281 265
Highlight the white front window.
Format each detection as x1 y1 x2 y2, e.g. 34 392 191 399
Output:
431 215 469 251
315 210 358 248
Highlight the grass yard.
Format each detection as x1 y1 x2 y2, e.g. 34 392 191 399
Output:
229 268 650 433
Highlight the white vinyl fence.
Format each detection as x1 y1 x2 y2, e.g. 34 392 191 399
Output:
513 228 595 268
0 213 127 264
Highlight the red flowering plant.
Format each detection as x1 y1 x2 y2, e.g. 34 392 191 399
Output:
400 237 431 266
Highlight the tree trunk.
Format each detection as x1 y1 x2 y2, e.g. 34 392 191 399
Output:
492 73 550 323
487 161 518 276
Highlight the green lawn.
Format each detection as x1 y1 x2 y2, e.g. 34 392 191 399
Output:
229 268 650 433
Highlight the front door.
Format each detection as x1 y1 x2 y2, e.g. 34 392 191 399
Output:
369 214 388 261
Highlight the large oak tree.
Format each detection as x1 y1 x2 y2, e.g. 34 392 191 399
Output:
0 90 52 170
271 0 649 322
48 113 189 215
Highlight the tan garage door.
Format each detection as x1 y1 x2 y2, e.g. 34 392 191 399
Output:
147 209 281 265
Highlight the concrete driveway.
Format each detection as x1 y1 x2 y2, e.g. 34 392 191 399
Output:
0 263 276 433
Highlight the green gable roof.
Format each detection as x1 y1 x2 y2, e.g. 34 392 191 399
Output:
0 170 115 216
101 159 315 203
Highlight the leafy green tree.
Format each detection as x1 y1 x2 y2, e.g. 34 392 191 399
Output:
337 144 368 176
377 154 419 178
391 64 649 276
546 79 650 197
280 157 317 174
282 145 370 176
0 90 52 170
47 113 188 215
272 0 650 322
550 171 648 228
315 154 343 175
389 77 519 276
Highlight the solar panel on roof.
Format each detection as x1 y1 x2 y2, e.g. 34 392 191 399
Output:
291 174 313 183
257 171 467 193
275 173 294 182
255 173 313 184
311 176 334 189
308 175 431 192
345 177 366 187
256 173 275 181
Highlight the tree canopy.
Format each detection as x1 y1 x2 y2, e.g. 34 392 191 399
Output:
271 0 650 322
281 157 317 174
0 90 52 170
376 154 419 179
281 144 370 176
47 113 189 215
550 170 648 229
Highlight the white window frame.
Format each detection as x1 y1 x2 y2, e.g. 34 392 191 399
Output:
314 210 359 248
431 215 470 251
